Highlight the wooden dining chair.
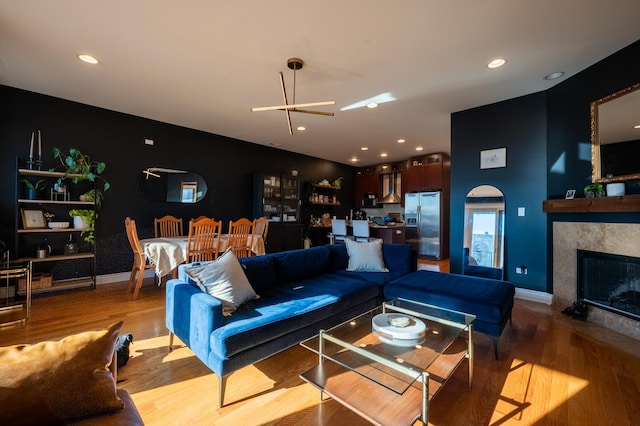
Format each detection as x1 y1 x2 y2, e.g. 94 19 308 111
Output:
125 217 155 300
186 217 222 263
154 215 184 238
191 215 211 222
251 216 269 255
227 218 255 258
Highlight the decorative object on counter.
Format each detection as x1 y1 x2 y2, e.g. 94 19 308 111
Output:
69 209 97 243
51 147 110 192
584 182 605 197
606 182 625 196
21 208 47 229
565 189 576 199
47 221 70 229
316 179 331 186
20 178 46 200
27 130 44 170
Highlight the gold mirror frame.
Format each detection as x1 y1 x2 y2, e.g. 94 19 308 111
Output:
590 82 640 183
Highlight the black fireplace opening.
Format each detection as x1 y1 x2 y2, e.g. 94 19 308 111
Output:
577 249 640 321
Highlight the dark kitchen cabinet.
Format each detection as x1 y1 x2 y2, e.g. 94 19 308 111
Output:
266 223 304 253
354 167 379 206
405 153 450 192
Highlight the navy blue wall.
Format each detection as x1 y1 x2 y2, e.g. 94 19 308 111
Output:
450 92 548 291
451 38 640 294
0 86 356 275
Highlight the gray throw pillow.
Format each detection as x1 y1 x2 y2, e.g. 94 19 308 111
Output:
345 239 389 272
185 248 258 315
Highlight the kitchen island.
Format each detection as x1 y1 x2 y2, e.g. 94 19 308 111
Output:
306 222 405 246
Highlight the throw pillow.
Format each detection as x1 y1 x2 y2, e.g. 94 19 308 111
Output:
0 321 125 425
345 238 389 272
185 248 259 315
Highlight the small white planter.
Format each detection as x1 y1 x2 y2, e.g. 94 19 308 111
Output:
73 216 89 229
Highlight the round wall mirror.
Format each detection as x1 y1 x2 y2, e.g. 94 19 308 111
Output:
463 185 505 278
136 168 208 203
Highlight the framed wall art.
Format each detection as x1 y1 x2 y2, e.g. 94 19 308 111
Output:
21 208 47 229
480 147 507 169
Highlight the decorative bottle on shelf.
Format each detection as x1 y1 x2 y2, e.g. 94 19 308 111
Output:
64 234 79 255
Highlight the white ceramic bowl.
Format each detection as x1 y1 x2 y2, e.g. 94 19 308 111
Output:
48 221 70 229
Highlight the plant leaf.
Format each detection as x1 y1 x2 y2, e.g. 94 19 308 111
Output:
96 162 106 174
103 182 110 191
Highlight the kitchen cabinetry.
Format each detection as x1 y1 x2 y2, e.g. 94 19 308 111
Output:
405 153 450 193
253 173 301 223
15 164 96 294
370 226 406 244
354 167 379 206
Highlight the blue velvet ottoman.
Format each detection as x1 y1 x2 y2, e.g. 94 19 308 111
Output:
384 270 515 359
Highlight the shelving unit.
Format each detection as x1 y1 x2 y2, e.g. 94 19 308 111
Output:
309 184 341 205
15 161 96 295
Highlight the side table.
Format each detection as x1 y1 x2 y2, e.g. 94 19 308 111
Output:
0 259 32 327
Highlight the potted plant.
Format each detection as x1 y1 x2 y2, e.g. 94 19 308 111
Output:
584 183 604 197
79 188 104 209
332 177 344 189
20 178 46 200
69 209 97 244
51 148 110 192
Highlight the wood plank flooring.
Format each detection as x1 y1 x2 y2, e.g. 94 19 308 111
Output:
1 278 639 425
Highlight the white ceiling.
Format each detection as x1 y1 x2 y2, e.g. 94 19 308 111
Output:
1 1 639 166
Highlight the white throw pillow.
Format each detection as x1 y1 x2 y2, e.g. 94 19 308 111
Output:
184 248 258 316
345 239 389 272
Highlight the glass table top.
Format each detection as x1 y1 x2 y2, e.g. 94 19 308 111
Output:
300 298 475 394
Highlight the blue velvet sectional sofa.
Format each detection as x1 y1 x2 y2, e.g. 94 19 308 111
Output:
165 243 414 407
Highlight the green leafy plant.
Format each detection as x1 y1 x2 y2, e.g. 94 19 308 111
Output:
20 178 46 190
80 189 104 209
69 209 97 244
51 148 110 192
332 176 344 189
584 183 604 197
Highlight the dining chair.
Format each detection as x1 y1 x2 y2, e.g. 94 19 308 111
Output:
154 215 184 238
191 215 211 222
125 217 155 300
329 219 350 244
251 217 269 255
186 217 222 263
352 219 376 242
227 218 255 258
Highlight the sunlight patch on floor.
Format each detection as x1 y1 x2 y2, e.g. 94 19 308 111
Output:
491 358 588 425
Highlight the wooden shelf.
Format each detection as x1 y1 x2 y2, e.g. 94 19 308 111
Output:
18 277 94 296
19 253 95 263
313 184 339 190
542 194 640 213
18 198 94 205
310 201 341 206
17 228 91 234
18 168 87 179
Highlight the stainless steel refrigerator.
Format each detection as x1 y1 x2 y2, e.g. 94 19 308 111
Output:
405 191 448 259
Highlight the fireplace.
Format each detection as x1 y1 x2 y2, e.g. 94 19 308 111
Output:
577 249 640 321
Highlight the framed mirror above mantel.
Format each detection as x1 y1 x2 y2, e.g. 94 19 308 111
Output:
590 82 640 183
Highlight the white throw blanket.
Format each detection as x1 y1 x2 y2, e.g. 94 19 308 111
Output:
142 238 187 277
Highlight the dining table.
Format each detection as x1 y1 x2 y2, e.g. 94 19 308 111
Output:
141 235 265 277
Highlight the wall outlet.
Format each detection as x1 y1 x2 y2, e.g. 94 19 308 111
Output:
516 266 528 274
516 267 522 274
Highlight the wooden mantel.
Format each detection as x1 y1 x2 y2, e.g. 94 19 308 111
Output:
542 194 640 213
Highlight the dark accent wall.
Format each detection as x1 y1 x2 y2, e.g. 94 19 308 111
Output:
451 92 548 291
451 38 640 294
0 85 356 275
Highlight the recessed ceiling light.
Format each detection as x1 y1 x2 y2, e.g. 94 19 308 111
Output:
380 153 388 157
77 54 99 65
634 124 640 129
296 126 306 131
487 58 506 69
544 71 565 80
361 147 368 151
397 139 405 143
350 157 359 162
367 103 378 109
415 146 423 151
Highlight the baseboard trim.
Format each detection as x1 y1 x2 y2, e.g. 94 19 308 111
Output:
96 270 155 285
515 288 553 305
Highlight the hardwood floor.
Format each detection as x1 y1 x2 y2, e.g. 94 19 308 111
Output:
2 279 639 425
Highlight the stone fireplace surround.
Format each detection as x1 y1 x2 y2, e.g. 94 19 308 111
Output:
553 222 640 340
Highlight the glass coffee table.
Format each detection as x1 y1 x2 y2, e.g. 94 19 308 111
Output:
300 298 475 425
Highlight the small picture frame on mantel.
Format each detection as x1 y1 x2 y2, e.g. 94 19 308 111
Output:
565 189 576 199
480 147 507 169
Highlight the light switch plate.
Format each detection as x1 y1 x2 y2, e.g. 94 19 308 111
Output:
518 207 525 216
